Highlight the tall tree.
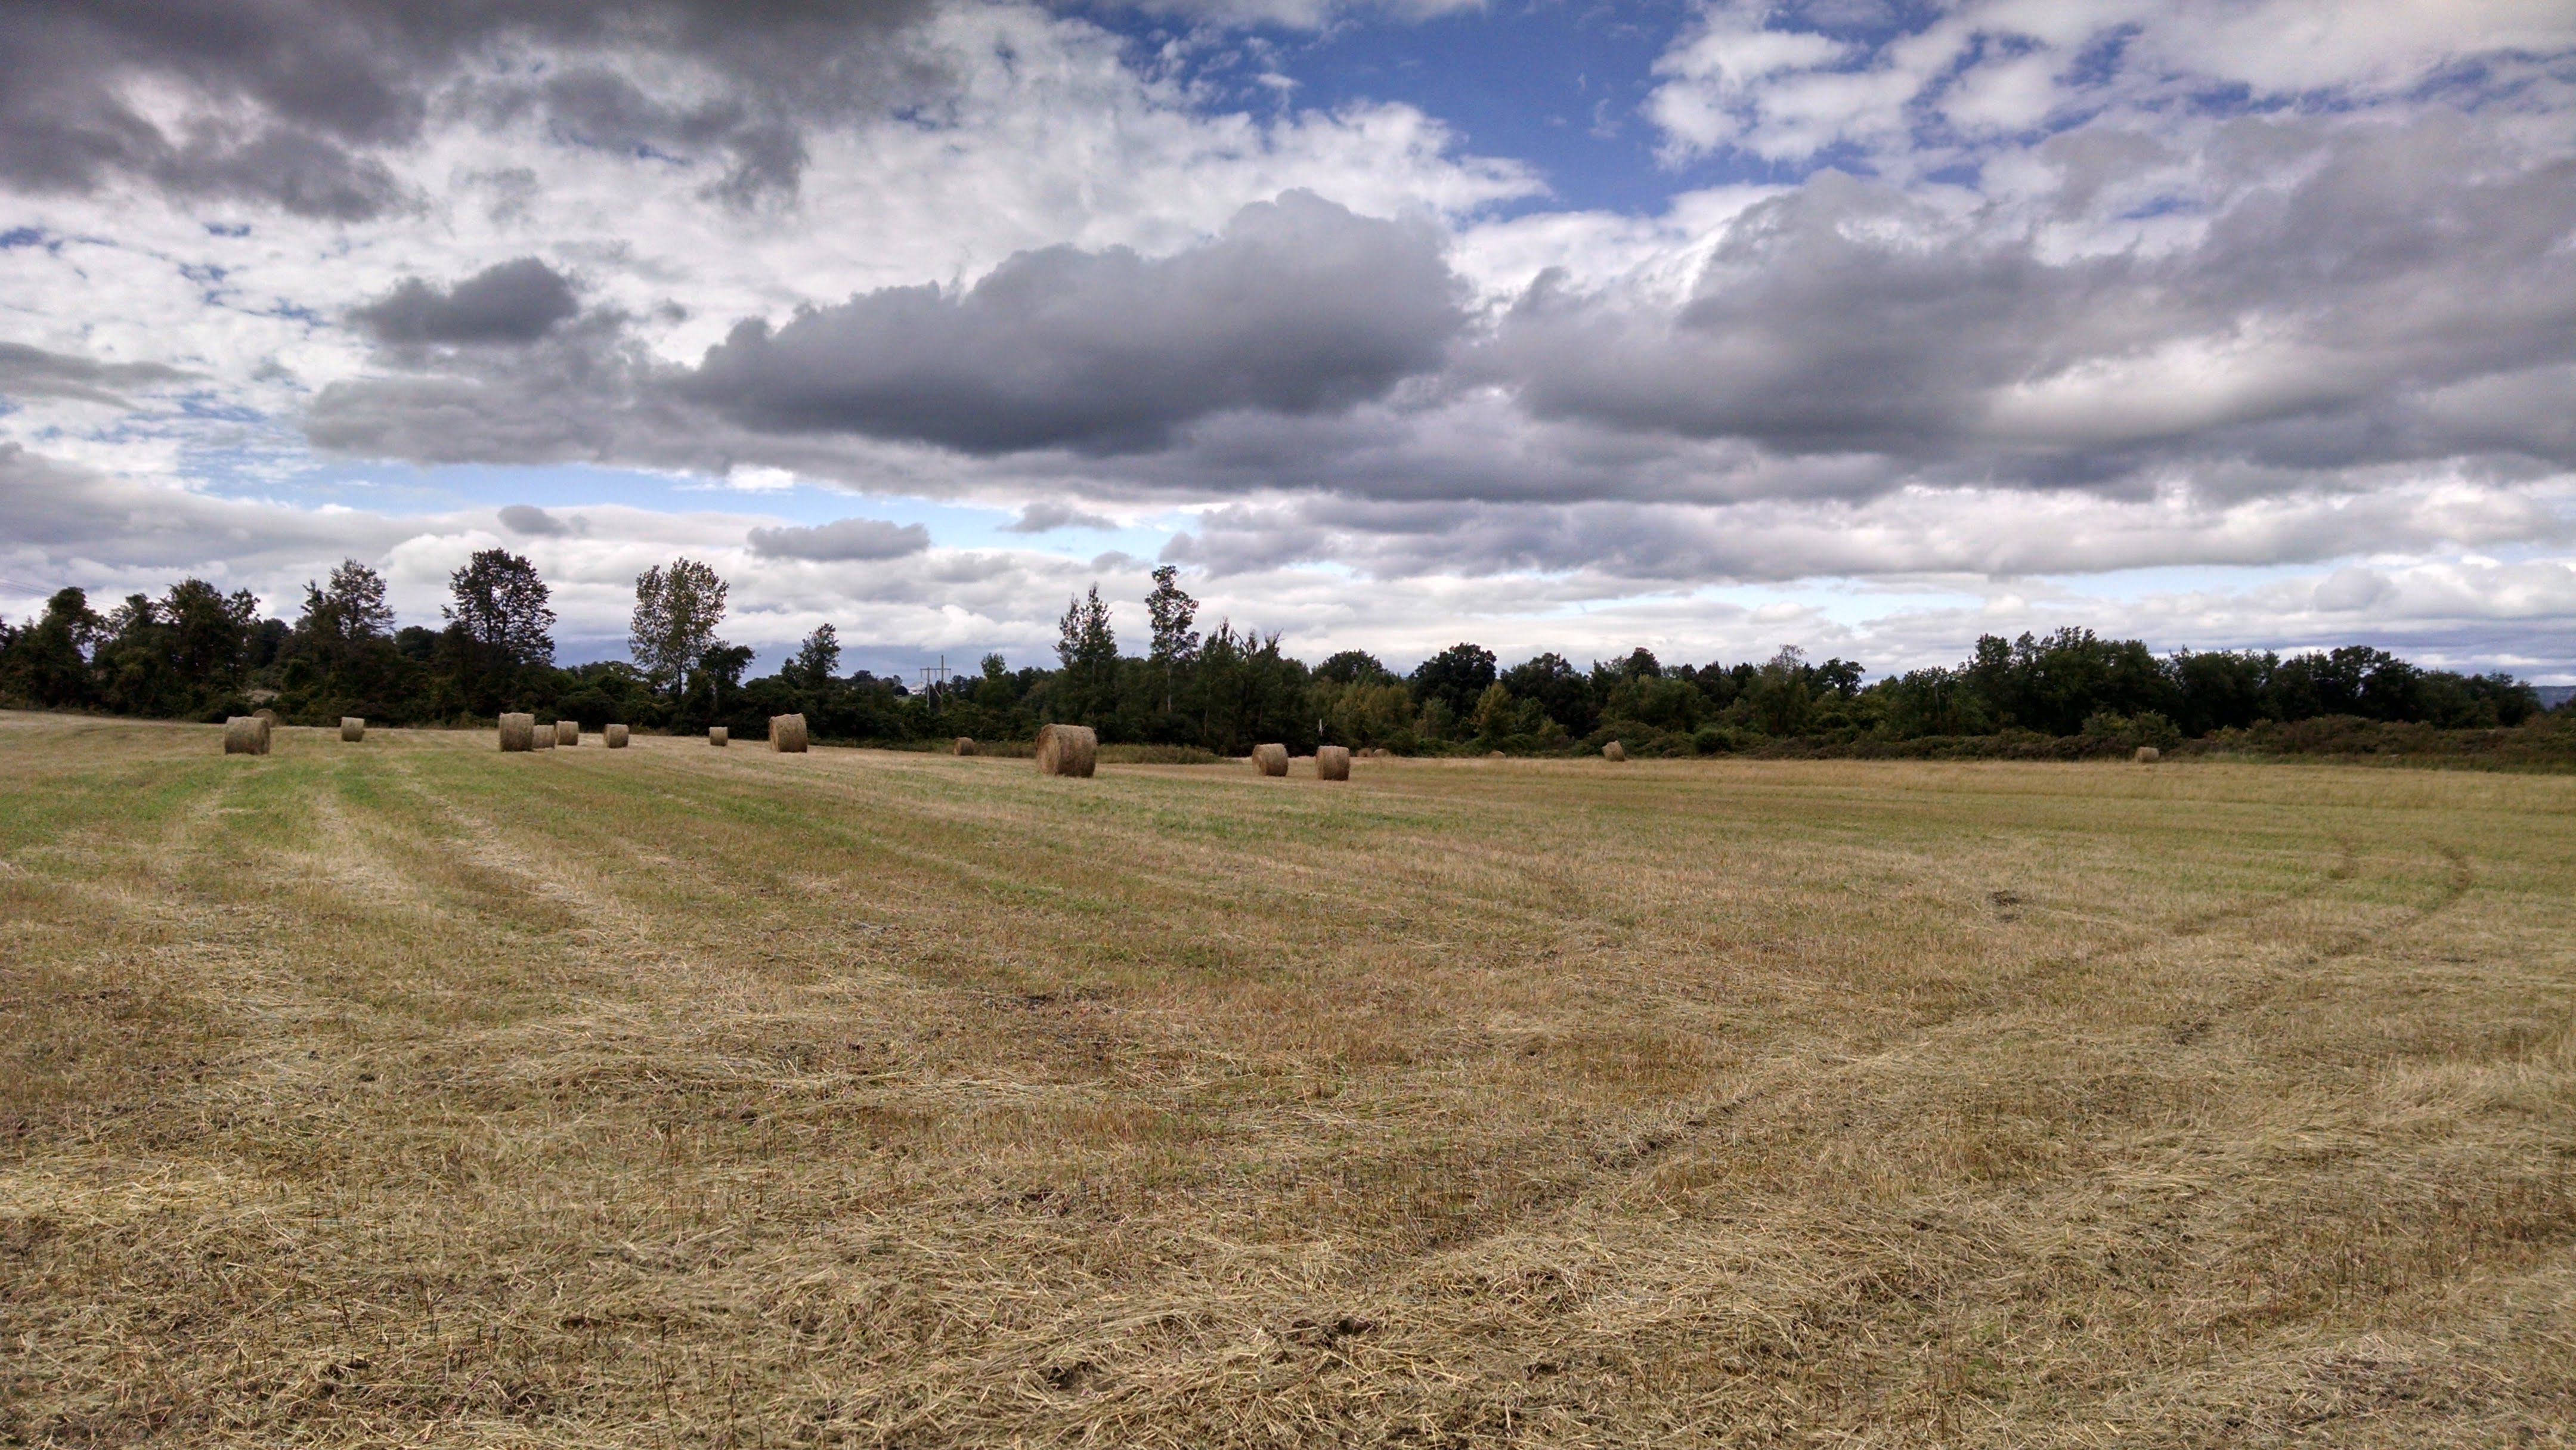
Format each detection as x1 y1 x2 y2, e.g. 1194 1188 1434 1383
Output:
296 560 396 650
286 560 404 707
699 643 754 714
1055 584 1118 724
162 578 261 688
1747 646 1815 736
445 549 556 667
92 593 173 717
4 587 104 708
787 623 841 692
1500 652 1595 736
1145 565 1199 714
1410 642 1496 719
89 578 260 717
631 558 729 699
1315 650 1393 685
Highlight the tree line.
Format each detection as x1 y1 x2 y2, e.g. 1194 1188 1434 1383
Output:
0 556 2554 755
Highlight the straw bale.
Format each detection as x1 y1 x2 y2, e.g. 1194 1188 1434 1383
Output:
222 715 270 755
339 717 364 743
253 707 278 726
605 724 630 748
1252 742 1289 776
1602 740 1627 762
1316 744 1351 780
710 726 729 746
2135 745 2161 763
497 712 535 752
1035 723 1097 777
954 736 976 756
770 714 809 752
532 720 555 750
556 720 579 747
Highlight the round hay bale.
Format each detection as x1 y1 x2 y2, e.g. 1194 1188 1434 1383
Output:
339 717 365 743
497 712 535 752
953 736 976 756
222 715 271 755
605 724 630 748
1602 740 1627 762
1252 742 1289 776
770 714 809 752
253 707 278 726
2134 745 2161 763
1035 723 1097 777
1487 750 1506 759
555 720 578 747
531 720 555 750
1316 744 1351 781
709 726 729 746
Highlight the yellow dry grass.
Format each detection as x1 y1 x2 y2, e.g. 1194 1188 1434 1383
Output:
3 709 2573 1447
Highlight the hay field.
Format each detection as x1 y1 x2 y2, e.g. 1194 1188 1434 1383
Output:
4 711 2574 1447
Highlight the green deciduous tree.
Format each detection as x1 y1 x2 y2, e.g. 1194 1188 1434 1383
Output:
1054 584 1119 724
631 557 729 699
1145 565 1199 715
4 587 103 708
1410 643 1495 724
788 624 842 691
446 549 556 667
1747 646 1815 737
284 560 407 714
91 578 261 718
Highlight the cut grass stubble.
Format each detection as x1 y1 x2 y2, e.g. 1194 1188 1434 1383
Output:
2 712 2574 1446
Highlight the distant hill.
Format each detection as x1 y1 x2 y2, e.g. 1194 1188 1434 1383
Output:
2538 686 2576 710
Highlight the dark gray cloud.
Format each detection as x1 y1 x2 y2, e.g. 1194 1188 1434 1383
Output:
1001 500 1116 532
0 343 194 405
0 0 934 217
306 306 665 465
1485 117 2576 487
352 258 581 345
497 503 572 535
312 192 1469 468
745 516 930 560
476 69 817 207
1159 478 2560 585
0 441 410 575
677 190 1466 453
307 113 2576 572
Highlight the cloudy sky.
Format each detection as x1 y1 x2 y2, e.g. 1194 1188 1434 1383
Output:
4 0 2574 680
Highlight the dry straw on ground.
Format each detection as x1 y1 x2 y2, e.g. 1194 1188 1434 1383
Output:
219 715 268 755
339 717 364 743
7 714 2575 1447
555 720 579 748
1253 742 1290 776
605 724 629 748
1035 721 1097 776
1317 744 1351 780
955 736 977 756
770 714 809 753
709 726 728 746
1602 739 1627 762
496 712 535 752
